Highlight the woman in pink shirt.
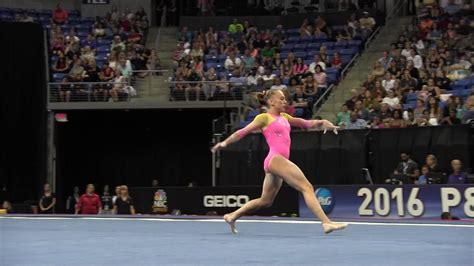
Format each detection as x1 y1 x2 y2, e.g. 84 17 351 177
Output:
313 65 327 92
292 58 308 76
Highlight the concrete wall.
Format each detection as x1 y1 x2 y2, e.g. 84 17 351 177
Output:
0 0 81 10
80 0 152 18
0 0 153 20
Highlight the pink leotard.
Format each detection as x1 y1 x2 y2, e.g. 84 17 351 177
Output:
262 114 292 172
236 113 313 172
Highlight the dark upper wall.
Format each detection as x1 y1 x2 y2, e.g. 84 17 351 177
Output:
179 9 384 31
0 0 153 21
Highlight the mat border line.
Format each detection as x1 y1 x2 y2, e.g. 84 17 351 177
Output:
1 216 473 228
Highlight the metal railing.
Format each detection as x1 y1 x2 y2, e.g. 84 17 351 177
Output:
312 53 359 117
386 0 406 23
130 69 169 97
48 81 129 103
166 79 248 102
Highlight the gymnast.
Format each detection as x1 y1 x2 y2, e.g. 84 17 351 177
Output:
211 89 348 234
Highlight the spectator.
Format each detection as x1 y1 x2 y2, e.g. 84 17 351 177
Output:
345 111 368 129
228 19 243 34
417 165 430 185
270 78 287 90
440 109 462 125
407 49 423 69
39 183 56 214
354 100 371 121
393 152 420 183
203 67 218 100
261 42 276 59
113 185 136 215
370 116 386 129
308 55 326 73
427 97 441 125
66 186 80 214
388 109 406 128
52 53 70 73
93 23 106 38
377 103 393 123
280 59 294 83
302 74 318 103
336 104 351 126
101 185 113 214
109 70 127 102
2 201 13 214
447 159 467 184
292 58 308 76
76 184 102 215
224 53 242 72
299 18 313 37
371 61 385 78
242 49 256 73
378 51 392 70
382 89 400 109
314 65 327 93
359 11 375 32
68 59 86 82
345 88 362 111
112 186 121 205
400 70 417 89
52 3 68 25
331 52 343 69
425 154 441 173
111 35 126 52
186 69 202 101
405 109 418 127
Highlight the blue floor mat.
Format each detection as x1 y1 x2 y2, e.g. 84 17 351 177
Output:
1 216 473 265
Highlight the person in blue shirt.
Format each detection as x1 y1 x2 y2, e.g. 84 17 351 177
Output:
448 159 467 184
417 165 430 185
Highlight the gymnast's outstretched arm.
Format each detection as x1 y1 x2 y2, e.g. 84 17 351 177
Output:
282 113 339 134
211 114 266 153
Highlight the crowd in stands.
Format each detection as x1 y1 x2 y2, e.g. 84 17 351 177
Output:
0 4 160 102
389 152 470 185
336 1 474 129
171 12 375 119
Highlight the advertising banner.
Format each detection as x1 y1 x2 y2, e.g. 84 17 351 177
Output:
299 185 474 219
130 186 299 216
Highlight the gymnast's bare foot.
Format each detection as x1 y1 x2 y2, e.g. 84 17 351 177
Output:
224 214 238 234
322 222 348 234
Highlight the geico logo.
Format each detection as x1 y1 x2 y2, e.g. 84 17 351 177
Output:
203 195 250 207
318 196 332 205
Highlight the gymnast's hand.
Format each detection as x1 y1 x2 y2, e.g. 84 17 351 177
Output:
211 141 227 153
319 120 339 135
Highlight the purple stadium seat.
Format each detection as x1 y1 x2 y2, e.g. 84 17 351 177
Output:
293 51 307 58
322 42 334 49
306 42 321 50
293 43 307 52
287 36 300 43
281 44 294 52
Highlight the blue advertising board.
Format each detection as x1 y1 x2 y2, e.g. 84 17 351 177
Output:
299 185 474 219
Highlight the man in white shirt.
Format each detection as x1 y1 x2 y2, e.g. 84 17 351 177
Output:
270 78 287 90
224 53 242 72
308 55 326 73
406 50 423 69
382 89 400 109
359 12 375 31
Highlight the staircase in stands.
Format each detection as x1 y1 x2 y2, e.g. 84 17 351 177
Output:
318 16 413 122
132 26 177 102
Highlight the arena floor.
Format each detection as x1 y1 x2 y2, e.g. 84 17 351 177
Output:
1 215 473 266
